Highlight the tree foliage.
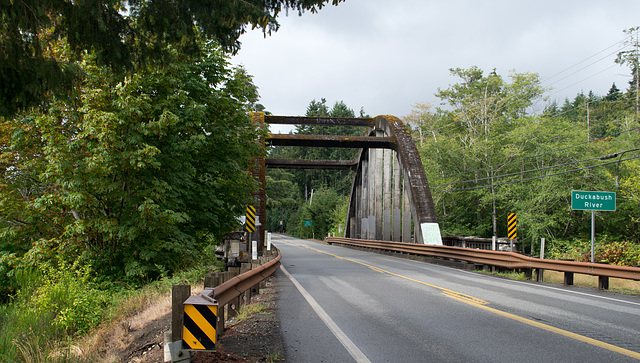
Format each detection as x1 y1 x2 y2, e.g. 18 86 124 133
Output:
0 0 345 117
1 41 263 285
412 64 640 257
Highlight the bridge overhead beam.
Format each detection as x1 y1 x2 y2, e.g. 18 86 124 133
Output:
344 115 439 244
249 113 439 245
266 134 395 149
265 115 374 127
266 159 357 170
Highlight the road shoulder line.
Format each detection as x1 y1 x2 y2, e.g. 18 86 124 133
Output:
280 265 372 363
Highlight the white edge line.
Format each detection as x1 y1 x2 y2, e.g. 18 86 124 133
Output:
280 265 372 363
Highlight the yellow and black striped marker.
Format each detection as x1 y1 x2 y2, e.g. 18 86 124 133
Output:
182 294 218 351
507 213 517 239
245 205 256 233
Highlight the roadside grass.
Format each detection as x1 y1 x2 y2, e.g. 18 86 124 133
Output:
476 269 529 281
265 351 283 362
0 263 218 363
542 270 640 295
230 302 269 324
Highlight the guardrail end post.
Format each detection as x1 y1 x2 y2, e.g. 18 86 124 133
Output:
216 304 225 342
171 285 191 362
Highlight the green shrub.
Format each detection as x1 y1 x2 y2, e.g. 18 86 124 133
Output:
547 238 640 266
0 252 218 362
0 253 18 304
598 241 640 266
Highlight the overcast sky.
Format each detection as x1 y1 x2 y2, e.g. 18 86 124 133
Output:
232 1 640 131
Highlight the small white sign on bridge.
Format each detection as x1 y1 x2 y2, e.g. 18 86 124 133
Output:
421 223 443 245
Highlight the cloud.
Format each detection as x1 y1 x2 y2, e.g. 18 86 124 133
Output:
233 0 640 121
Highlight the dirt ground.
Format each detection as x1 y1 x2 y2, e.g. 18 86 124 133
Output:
106 276 284 363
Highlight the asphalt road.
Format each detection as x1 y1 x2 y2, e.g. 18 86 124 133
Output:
273 234 640 363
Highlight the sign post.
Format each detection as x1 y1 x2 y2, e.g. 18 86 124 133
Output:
571 191 616 262
303 220 312 239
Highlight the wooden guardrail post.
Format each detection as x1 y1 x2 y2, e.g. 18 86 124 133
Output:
203 273 226 338
596 261 610 290
564 272 574 286
598 275 609 290
241 263 252 302
169 285 191 362
227 267 241 317
258 256 267 288
251 262 261 294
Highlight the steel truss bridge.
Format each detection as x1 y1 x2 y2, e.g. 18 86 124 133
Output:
249 113 440 250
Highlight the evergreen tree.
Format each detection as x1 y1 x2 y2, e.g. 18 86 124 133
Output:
605 83 622 101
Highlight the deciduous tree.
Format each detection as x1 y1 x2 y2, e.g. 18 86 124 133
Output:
1 41 263 280
0 0 345 117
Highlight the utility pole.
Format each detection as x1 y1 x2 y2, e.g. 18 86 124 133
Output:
632 28 639 122
491 166 497 239
586 100 590 142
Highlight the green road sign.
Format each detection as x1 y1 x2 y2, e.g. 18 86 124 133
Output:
571 190 616 211
303 220 312 227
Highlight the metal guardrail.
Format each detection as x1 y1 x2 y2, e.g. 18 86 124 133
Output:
168 249 282 361
326 237 640 281
213 249 282 307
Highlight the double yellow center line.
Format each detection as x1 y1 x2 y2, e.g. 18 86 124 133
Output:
279 239 640 360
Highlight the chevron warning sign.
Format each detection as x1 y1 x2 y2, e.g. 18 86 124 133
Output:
245 205 256 233
182 295 218 351
507 213 517 239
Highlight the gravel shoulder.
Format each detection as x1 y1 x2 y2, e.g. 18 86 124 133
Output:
111 276 284 363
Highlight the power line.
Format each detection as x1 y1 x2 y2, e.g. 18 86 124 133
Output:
429 126 640 181
541 37 629 85
432 154 640 193
411 30 639 182
541 43 629 89
545 64 620 100
432 146 640 188
432 155 603 188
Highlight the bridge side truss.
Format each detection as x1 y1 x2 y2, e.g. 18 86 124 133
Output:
258 113 440 245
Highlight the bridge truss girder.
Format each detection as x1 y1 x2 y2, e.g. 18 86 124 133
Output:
254 113 440 245
345 115 438 244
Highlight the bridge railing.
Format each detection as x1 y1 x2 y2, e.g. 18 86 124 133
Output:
326 237 640 285
442 236 519 251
